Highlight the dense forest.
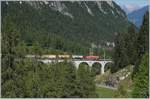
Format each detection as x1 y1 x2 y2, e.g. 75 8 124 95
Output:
1 1 149 98
112 11 149 98
112 11 149 73
2 1 129 55
2 18 98 97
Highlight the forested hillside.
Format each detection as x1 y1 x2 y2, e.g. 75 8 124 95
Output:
1 1 149 98
2 1 129 55
1 12 97 97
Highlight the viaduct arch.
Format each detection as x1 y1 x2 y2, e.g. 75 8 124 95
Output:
39 59 113 75
73 60 113 74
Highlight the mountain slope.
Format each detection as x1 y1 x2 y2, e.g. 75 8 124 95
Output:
128 6 148 28
2 1 129 54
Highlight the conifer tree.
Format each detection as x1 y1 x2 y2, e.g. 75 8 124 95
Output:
76 64 97 97
2 16 21 97
45 62 77 97
133 11 149 76
137 11 149 57
125 23 138 65
112 32 129 72
132 53 149 98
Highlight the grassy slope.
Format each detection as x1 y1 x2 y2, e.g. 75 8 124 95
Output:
96 87 116 98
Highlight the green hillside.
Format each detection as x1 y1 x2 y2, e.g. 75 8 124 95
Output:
2 1 129 55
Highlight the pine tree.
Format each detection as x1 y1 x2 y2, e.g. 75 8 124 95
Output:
60 62 77 97
112 32 129 73
133 11 149 76
2 16 21 97
76 64 97 97
125 23 138 65
137 11 149 57
132 53 149 98
45 62 77 98
112 33 121 73
112 23 139 73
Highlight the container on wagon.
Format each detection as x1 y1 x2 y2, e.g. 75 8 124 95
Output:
72 55 83 59
58 55 70 59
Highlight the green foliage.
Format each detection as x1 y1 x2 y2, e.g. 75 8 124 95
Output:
104 63 112 72
1 15 22 97
133 11 149 76
76 64 98 97
137 11 149 56
2 3 99 97
111 12 149 98
91 63 101 76
132 53 149 98
111 32 130 73
2 1 129 55
45 62 77 97
114 84 128 98
125 24 138 64
2 52 97 98
112 11 149 73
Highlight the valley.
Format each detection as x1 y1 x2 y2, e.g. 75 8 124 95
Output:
1 1 149 98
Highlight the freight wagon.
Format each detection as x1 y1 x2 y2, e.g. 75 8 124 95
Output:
26 55 100 60
72 55 83 59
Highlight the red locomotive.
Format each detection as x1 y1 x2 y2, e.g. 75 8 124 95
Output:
83 56 100 60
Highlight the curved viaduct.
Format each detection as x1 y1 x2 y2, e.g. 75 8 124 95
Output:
40 59 113 74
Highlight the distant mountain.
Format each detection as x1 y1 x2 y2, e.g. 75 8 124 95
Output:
121 4 140 14
2 1 129 54
128 6 149 28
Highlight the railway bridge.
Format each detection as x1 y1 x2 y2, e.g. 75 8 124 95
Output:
39 59 113 74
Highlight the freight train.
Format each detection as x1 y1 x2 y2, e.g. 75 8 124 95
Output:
26 55 100 60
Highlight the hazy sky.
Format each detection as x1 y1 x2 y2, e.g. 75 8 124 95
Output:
114 0 149 7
